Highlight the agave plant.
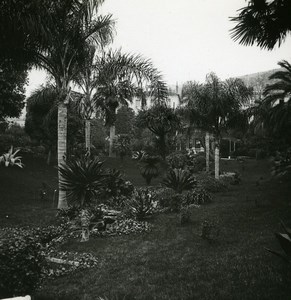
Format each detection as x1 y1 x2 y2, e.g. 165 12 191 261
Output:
139 155 160 185
0 146 24 168
59 154 105 208
266 222 291 264
163 168 196 194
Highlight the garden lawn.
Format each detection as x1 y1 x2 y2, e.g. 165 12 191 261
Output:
1 157 291 299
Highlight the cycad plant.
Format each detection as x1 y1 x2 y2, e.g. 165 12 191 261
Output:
163 168 196 194
139 155 160 185
59 154 105 208
266 222 291 264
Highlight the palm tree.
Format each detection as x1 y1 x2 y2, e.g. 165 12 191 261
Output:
32 1 114 208
181 74 252 178
93 50 168 157
263 60 291 143
230 0 291 50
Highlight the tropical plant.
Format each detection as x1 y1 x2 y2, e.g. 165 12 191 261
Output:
163 168 196 194
230 0 291 50
181 74 252 178
139 155 160 185
263 60 291 143
266 222 291 263
11 1 114 208
166 151 188 169
136 104 180 159
58 154 105 208
126 188 157 220
113 134 132 160
0 146 24 168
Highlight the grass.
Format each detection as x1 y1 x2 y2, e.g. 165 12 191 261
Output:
1 155 291 299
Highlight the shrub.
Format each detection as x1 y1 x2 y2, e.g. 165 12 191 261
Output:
0 234 46 298
101 169 134 200
187 152 206 173
163 168 196 194
180 206 191 225
166 151 188 169
113 134 132 160
0 146 24 168
196 174 228 193
183 187 212 205
126 188 157 220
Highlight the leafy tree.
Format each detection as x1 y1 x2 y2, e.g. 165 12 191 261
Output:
115 106 135 135
136 104 180 159
230 0 291 50
0 60 27 121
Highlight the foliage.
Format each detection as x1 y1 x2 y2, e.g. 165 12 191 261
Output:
0 146 24 168
0 233 46 298
113 134 132 160
183 187 212 205
271 148 291 178
0 124 32 154
0 59 27 120
92 218 152 237
187 151 206 173
139 155 160 185
230 0 291 50
115 105 136 135
166 151 188 169
196 174 228 193
59 154 105 207
163 168 196 194
100 169 134 205
266 222 291 263
126 188 158 220
136 104 180 158
180 206 192 225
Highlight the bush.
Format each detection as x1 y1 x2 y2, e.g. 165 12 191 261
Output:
126 188 158 220
166 151 188 169
103 169 134 199
187 152 206 173
163 168 196 194
0 234 46 298
183 187 212 205
196 174 228 193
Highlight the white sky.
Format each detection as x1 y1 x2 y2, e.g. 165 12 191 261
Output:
26 0 291 96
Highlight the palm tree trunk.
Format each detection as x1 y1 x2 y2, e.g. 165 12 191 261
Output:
214 143 220 180
57 102 68 209
109 125 116 157
205 131 210 172
85 119 91 155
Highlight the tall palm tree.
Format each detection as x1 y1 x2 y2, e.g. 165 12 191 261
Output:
230 0 291 50
32 1 114 208
181 74 252 178
89 50 168 157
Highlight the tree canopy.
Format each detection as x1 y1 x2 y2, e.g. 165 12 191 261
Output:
230 0 291 50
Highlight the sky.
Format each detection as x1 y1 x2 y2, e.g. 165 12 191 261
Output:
26 0 291 96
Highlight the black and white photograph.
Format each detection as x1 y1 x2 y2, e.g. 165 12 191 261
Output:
0 0 291 299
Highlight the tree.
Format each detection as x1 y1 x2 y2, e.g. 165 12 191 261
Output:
230 0 291 50
0 60 27 121
263 60 291 144
2 0 114 209
25 85 84 164
115 106 135 135
181 74 252 178
136 104 180 159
